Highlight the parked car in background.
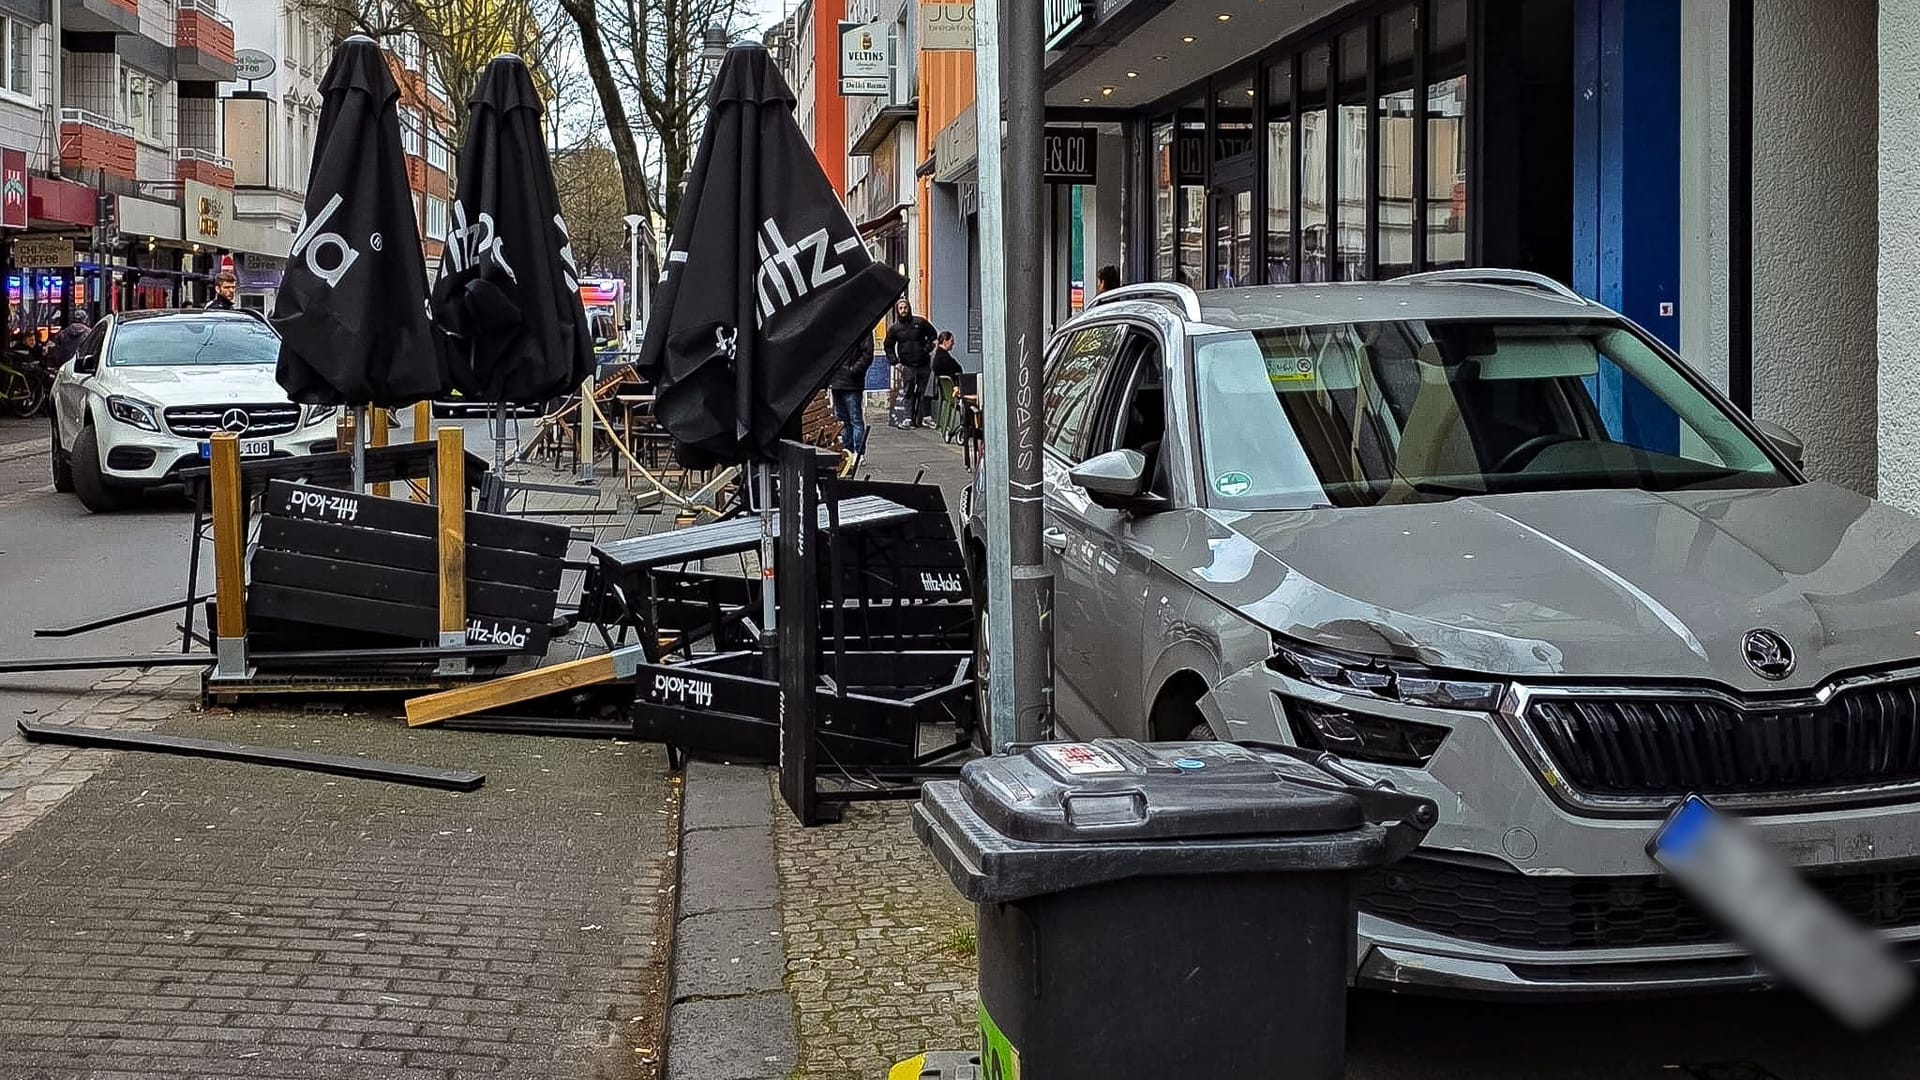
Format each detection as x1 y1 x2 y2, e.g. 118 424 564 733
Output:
49 310 337 512
965 270 1920 997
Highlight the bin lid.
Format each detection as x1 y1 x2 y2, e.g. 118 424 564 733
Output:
957 739 1367 844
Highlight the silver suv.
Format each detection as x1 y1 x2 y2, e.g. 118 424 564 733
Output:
964 269 1920 996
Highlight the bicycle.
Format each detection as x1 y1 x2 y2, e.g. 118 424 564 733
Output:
0 351 48 418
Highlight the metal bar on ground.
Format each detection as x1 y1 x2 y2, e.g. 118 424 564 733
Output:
0 654 214 674
17 719 485 792
35 594 212 638
370 406 390 496
209 433 250 681
0 643 519 676
436 427 469 676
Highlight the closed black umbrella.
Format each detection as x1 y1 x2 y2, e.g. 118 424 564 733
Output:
272 35 440 408
637 45 904 468
430 54 593 407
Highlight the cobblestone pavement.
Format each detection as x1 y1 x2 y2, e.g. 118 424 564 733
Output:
0 700 678 1078
772 795 978 1080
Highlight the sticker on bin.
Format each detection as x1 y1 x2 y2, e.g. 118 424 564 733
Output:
1034 742 1129 776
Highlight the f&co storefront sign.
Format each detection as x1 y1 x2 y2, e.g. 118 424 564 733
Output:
1044 0 1094 50
1043 128 1097 185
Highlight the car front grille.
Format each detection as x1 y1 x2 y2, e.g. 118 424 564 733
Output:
163 403 301 438
1522 684 1920 800
1358 856 1920 950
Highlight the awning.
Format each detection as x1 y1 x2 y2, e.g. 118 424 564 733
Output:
855 204 906 237
850 103 918 158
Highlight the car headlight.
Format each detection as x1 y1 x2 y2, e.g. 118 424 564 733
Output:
105 395 160 432
1268 639 1506 711
302 404 339 427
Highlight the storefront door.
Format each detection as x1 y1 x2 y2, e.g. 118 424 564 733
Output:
1211 179 1254 289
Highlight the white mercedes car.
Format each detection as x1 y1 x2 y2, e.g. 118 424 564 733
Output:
49 309 338 512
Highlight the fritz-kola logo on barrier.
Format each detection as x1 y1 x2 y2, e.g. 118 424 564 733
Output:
445 201 517 282
289 193 368 289
754 217 862 327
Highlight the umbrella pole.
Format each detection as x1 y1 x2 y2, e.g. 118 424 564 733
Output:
759 461 776 678
492 401 508 476
350 405 368 493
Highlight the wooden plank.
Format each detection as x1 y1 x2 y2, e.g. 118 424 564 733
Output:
262 479 570 557
437 429 465 639
254 517 564 591
250 550 556 622
411 402 432 502
405 651 621 727
370 407 390 496
210 433 246 641
247 583 549 654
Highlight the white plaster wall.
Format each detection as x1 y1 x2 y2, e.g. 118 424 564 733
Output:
1678 0 1730 394
1079 131 1124 293
1879 0 1920 509
1752 0 1876 494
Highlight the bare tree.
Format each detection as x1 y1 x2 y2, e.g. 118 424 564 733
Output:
553 0 653 221
551 139 630 276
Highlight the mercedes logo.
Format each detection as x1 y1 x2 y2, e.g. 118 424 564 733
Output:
1743 628 1795 681
220 408 251 434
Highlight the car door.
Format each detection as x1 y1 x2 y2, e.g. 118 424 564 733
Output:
53 322 108 449
1064 329 1174 736
1040 322 1128 737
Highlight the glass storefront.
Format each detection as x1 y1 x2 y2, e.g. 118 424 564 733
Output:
1145 0 1475 287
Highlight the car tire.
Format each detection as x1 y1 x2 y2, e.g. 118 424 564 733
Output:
48 413 73 493
71 422 132 513
1149 681 1214 744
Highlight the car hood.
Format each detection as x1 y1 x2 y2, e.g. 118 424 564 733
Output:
1179 483 1920 692
100 363 289 407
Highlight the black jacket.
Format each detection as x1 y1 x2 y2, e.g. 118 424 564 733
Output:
205 295 235 310
829 346 874 391
931 344 961 380
885 316 936 367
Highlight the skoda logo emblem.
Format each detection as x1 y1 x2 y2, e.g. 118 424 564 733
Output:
220 408 251 434
1743 629 1795 681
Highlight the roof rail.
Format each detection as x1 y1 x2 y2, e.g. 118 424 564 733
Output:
1084 282 1204 321
1396 268 1586 304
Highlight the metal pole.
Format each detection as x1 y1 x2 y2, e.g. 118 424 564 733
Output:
976 0 1052 749
577 375 595 482
350 404 368 492
758 461 777 677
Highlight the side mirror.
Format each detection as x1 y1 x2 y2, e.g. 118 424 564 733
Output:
1069 449 1170 514
1753 418 1805 470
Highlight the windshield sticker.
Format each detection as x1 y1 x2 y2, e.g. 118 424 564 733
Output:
1213 471 1253 497
1267 355 1315 384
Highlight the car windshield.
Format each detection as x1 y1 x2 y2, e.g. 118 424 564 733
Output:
1192 318 1787 509
108 318 279 367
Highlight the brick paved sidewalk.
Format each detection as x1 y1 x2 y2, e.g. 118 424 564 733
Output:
0 707 677 1078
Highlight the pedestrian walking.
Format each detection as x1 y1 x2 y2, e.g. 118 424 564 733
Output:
1096 265 1120 295
205 271 239 310
884 298 937 428
53 310 91 364
828 342 872 475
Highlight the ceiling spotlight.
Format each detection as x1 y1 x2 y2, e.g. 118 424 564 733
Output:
1081 96 1092 102
1126 70 1140 78
1153 54 1168 61
1100 86 1115 96
1182 34 1196 42
1216 12 1232 21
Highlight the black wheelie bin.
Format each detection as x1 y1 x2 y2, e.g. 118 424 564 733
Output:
912 738 1436 1080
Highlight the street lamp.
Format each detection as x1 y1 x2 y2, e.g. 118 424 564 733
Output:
700 24 730 75
623 212 645 345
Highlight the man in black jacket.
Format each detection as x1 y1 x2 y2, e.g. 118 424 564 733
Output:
884 298 937 428
828 341 873 464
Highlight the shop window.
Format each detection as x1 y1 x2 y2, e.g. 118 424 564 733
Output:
1427 0 1469 269
1376 6 1417 280
1211 76 1255 289
1299 45 1330 283
1265 60 1293 284
1176 98 1205 291
1153 121 1175 283
1334 27 1369 281
1 18 33 99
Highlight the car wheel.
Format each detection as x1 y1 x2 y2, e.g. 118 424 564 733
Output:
48 413 73 493
71 422 132 513
1149 678 1214 744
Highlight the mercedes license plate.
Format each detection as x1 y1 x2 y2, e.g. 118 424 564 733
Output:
199 438 272 459
1649 795 1913 1027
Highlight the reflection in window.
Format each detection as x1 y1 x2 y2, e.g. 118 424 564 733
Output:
1377 7 1417 279
1266 60 1293 283
1299 46 1330 283
1214 76 1255 288
1428 0 1469 269
1335 27 1369 280
1045 325 1125 460
1178 100 1206 290
1154 121 1176 283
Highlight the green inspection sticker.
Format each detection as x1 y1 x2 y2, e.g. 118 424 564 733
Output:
1213 471 1253 497
980 1003 1022 1080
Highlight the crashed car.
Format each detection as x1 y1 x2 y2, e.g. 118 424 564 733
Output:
964 269 1920 995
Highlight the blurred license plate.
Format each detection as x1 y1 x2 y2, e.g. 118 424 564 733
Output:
198 439 272 459
1650 795 1913 1028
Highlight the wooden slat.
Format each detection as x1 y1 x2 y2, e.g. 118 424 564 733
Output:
370 407 390 496
211 433 246 641
262 480 571 556
405 651 620 727
249 550 555 622
437 428 465 639
247 584 550 654
411 402 431 502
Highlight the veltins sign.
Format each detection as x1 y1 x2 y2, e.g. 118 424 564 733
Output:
1044 0 1093 50
14 238 75 268
234 48 277 82
921 2 975 51
183 179 231 242
839 21 891 96
1 149 25 230
1043 128 1097 185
